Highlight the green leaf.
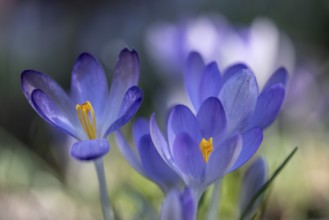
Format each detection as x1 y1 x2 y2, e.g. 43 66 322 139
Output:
239 147 298 220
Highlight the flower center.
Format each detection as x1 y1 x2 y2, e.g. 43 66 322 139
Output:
76 101 97 139
199 137 213 163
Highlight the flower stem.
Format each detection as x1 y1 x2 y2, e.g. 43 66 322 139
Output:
94 158 112 220
206 180 222 220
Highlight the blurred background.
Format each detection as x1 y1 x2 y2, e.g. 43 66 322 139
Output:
0 0 329 219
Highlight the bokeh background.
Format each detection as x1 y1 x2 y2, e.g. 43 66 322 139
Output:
1 0 329 219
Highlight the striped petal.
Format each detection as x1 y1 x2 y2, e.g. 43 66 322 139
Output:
218 67 258 132
104 86 142 136
31 89 82 139
103 49 140 128
184 52 205 110
229 128 263 172
21 70 80 136
70 53 108 120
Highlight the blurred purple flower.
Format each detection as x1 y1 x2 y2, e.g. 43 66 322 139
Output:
145 15 294 89
239 157 268 220
150 54 287 198
115 118 182 193
160 187 196 220
282 67 329 131
21 48 143 161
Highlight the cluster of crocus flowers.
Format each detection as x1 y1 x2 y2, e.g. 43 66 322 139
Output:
21 49 142 161
149 51 287 201
114 49 287 219
21 45 287 219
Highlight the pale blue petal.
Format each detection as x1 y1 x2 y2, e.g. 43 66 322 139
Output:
167 105 201 149
31 89 82 139
104 49 140 127
263 67 288 90
205 134 242 183
220 63 248 90
70 139 110 161
199 62 221 106
137 134 181 192
229 128 263 172
104 86 142 136
70 53 108 119
247 84 285 129
218 67 258 132
197 97 226 141
149 113 173 166
184 52 205 110
172 133 205 179
21 70 80 134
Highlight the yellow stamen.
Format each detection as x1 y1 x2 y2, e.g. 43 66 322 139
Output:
199 137 213 163
76 101 97 139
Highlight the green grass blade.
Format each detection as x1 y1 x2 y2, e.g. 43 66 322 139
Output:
240 147 298 220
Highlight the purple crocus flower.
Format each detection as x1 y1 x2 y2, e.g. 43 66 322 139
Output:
150 52 287 199
115 118 182 193
184 52 287 133
160 187 196 220
183 52 286 172
150 100 243 199
21 48 143 161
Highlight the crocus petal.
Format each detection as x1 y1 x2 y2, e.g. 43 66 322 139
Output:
218 67 258 132
115 131 144 174
160 190 182 220
133 118 150 146
199 62 221 106
205 133 242 183
70 53 108 119
220 63 249 90
105 49 140 126
247 84 285 129
104 86 143 136
137 134 181 192
229 128 263 172
21 70 80 134
240 157 267 219
31 89 82 139
172 133 205 179
263 67 288 90
70 139 110 161
149 113 173 166
167 105 202 149
197 97 226 140
184 52 205 110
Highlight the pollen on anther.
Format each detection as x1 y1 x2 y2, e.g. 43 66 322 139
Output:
76 101 97 139
199 137 214 163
